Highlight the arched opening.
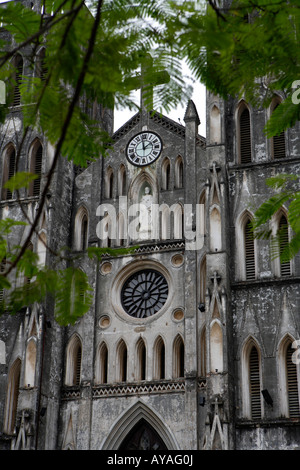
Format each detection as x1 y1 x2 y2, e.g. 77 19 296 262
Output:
270 99 286 159
28 140 43 197
175 156 183 189
105 167 114 199
161 158 171 190
118 164 126 196
24 339 37 388
96 342 108 384
279 336 300 418
11 54 23 106
210 321 223 373
210 105 221 144
153 336 165 380
210 207 222 252
4 358 21 434
119 419 168 450
1 144 16 200
238 102 252 164
116 339 127 382
136 338 146 381
173 335 184 379
244 216 255 280
249 344 262 419
74 206 89 251
65 334 82 386
278 213 291 277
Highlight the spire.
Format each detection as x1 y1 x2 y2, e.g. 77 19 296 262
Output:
184 99 200 125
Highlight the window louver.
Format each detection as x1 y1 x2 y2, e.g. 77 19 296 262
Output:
240 108 251 164
279 215 291 276
245 219 255 280
6 149 16 200
249 346 261 419
286 343 300 418
33 145 42 196
74 346 82 386
13 57 23 106
273 104 286 159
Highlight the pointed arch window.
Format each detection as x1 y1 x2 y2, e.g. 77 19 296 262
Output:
175 156 184 189
118 164 126 196
238 103 252 164
173 204 184 239
74 206 89 251
249 345 262 419
29 140 43 197
1 144 16 200
136 338 146 381
4 358 21 434
200 327 206 377
105 167 114 199
279 337 300 418
153 336 165 380
96 342 108 385
271 100 286 159
161 158 171 190
65 334 82 386
24 339 37 388
173 335 184 379
278 213 291 277
244 216 255 280
116 339 127 382
11 54 23 106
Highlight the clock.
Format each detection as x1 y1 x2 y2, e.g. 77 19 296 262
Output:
126 131 162 167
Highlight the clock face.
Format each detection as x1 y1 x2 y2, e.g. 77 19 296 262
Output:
126 131 162 167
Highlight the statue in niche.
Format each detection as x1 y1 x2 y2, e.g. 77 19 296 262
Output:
138 185 153 239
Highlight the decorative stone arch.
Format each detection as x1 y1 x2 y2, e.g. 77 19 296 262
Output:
101 400 179 450
277 333 300 418
128 170 158 206
37 229 47 266
199 188 207 235
28 138 43 197
241 336 263 419
74 205 89 251
160 203 170 240
235 100 252 164
1 142 16 200
200 325 207 377
65 333 82 386
236 209 257 281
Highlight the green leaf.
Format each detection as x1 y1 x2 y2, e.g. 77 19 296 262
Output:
4 172 38 192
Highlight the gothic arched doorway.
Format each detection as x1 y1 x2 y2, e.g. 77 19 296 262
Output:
119 419 168 450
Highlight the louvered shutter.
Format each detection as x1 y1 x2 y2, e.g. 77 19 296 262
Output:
74 345 82 386
240 108 252 164
33 145 42 196
249 346 261 419
6 149 16 200
245 219 255 280
13 56 23 106
286 343 300 418
279 215 291 276
273 105 286 159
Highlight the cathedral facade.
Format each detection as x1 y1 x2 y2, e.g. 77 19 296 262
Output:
0 0 300 451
